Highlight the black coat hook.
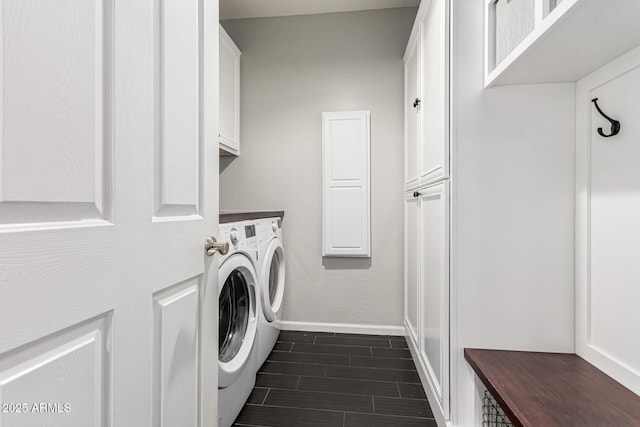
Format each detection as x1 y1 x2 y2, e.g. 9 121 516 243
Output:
591 98 620 138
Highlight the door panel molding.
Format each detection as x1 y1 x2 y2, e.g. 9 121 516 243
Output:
154 0 202 220
153 277 201 427
0 312 112 426
0 0 114 227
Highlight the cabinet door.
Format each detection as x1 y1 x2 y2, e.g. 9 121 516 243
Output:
420 0 449 185
219 25 240 155
322 111 371 257
404 35 420 189
404 192 420 343
419 181 449 416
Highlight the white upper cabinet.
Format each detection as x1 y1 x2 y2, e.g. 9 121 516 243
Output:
404 36 420 189
404 0 450 189
420 0 449 185
219 25 241 155
485 0 640 87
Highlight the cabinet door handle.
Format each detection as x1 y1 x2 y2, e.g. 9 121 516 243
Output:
413 98 421 109
413 191 421 198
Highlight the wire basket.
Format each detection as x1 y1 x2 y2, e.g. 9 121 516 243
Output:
482 390 514 427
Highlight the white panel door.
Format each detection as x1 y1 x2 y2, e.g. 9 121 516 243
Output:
419 181 449 417
404 192 420 344
0 1 220 426
576 46 640 396
322 111 370 257
404 35 420 190
420 0 449 185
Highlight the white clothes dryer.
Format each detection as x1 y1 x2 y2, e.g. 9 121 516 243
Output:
216 220 259 427
255 217 286 368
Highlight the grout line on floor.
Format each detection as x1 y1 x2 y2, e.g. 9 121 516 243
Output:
295 375 301 390
262 360 416 372
342 410 436 420
285 349 411 360
254 403 352 415
323 377 419 384
261 388 270 405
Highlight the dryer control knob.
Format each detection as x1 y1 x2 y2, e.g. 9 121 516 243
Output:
230 228 239 245
272 221 278 232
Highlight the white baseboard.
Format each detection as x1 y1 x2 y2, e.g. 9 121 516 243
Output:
278 320 405 336
405 319 448 427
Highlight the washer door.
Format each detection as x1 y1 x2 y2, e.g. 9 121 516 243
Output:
218 254 257 388
260 238 285 322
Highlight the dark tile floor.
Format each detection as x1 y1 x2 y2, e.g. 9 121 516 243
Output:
233 331 437 427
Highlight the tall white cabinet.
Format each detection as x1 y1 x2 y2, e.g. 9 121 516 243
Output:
403 0 451 421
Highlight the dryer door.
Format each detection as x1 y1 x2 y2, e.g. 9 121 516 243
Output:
260 238 285 322
218 254 257 388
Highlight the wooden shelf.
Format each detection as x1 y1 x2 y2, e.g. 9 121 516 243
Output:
485 0 640 87
465 348 640 426
219 211 284 224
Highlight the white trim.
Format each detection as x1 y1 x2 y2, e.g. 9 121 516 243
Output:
448 0 459 423
278 320 404 337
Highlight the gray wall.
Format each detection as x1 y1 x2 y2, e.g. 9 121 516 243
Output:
220 8 417 328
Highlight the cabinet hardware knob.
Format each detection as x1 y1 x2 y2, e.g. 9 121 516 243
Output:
413 191 421 198
413 98 421 109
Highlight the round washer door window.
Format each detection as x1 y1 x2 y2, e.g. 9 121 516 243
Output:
268 252 282 305
219 269 250 363
261 241 285 321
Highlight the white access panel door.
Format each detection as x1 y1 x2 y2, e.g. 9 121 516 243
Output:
576 46 640 396
0 1 220 426
419 182 449 417
420 0 449 185
322 111 371 257
404 35 420 190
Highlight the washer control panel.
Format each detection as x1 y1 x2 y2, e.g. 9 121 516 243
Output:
220 222 257 249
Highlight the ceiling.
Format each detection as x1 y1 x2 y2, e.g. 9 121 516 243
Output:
220 0 420 20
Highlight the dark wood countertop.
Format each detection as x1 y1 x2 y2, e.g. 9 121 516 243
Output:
464 348 640 427
219 211 285 224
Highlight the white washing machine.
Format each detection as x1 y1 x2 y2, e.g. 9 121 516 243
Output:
255 217 286 368
216 220 259 427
